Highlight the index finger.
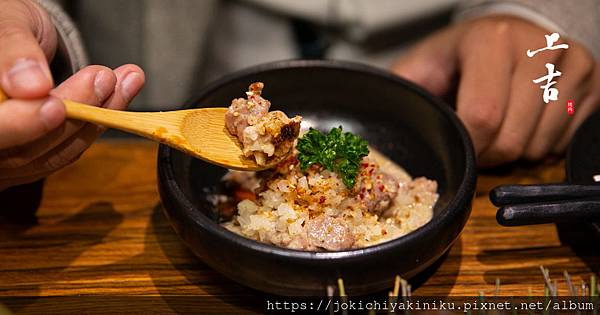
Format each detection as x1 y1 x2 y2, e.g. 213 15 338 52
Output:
456 21 515 155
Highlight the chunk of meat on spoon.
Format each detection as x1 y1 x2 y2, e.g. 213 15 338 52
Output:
225 82 302 166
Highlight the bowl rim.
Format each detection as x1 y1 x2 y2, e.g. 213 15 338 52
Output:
158 59 477 260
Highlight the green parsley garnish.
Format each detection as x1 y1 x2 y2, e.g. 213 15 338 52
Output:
296 126 369 188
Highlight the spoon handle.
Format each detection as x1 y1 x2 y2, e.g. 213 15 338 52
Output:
64 100 181 139
0 88 183 144
490 183 600 206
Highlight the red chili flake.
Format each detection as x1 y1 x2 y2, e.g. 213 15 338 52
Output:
290 155 299 164
359 193 365 199
376 175 382 179
369 169 374 175
379 185 385 192
319 196 326 204
361 162 369 168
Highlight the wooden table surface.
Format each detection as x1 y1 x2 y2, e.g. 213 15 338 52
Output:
0 140 598 313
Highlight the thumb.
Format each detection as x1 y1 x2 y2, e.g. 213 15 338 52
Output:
0 96 65 149
391 26 462 96
0 0 57 99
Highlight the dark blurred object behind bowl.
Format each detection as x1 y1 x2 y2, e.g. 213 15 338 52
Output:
158 60 476 295
560 108 600 241
0 179 43 224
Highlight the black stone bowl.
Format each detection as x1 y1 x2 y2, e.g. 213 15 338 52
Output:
157 60 476 295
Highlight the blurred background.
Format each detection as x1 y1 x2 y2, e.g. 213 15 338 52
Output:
54 0 458 111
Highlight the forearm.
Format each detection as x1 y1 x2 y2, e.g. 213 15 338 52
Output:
454 0 600 60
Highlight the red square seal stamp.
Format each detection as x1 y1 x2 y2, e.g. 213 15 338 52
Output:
566 100 575 116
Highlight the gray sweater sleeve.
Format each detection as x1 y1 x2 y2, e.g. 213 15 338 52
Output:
455 0 600 60
33 0 88 78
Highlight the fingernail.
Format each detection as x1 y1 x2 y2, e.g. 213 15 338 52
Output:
39 97 65 130
5 59 51 91
93 69 114 101
120 72 143 102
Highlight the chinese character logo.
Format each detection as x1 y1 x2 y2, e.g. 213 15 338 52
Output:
527 33 569 105
526 33 569 57
532 63 561 103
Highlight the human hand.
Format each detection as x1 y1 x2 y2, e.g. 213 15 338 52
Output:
392 16 600 167
0 64 145 191
0 0 145 191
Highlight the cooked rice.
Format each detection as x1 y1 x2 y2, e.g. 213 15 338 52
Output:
214 148 438 251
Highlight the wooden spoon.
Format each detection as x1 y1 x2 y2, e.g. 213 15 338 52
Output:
0 89 280 171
